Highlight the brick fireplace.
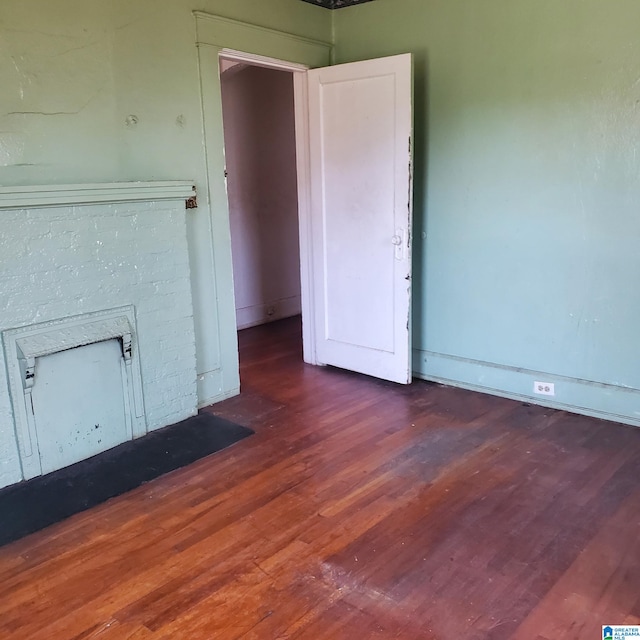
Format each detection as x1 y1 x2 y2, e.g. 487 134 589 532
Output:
0 182 198 489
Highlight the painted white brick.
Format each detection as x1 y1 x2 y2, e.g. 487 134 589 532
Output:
0 197 198 489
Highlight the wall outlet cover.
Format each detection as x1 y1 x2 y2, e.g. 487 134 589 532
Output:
534 381 555 396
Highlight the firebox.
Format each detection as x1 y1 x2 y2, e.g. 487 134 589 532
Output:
3 307 146 479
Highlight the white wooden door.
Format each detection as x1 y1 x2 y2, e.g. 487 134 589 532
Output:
307 53 413 384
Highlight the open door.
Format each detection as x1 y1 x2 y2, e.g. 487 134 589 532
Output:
307 53 413 384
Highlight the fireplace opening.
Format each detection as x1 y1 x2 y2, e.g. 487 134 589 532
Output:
3 307 146 480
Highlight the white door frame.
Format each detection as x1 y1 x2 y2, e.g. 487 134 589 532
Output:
218 48 318 365
194 13 331 402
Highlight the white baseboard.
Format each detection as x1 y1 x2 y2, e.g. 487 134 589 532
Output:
236 295 301 330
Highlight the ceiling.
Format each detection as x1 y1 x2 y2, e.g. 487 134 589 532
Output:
299 0 376 9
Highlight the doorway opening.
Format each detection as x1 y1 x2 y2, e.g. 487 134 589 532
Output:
219 56 303 373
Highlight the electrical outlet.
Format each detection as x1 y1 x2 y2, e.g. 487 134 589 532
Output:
534 381 555 396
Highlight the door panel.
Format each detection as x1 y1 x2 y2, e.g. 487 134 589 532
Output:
308 53 413 384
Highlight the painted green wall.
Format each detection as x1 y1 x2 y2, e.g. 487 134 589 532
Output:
0 0 330 186
334 0 640 425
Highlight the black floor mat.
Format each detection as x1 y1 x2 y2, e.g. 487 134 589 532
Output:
0 412 253 547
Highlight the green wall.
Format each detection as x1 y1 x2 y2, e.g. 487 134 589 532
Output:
334 0 640 425
0 0 330 186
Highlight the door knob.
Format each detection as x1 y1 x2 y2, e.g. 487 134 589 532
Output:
392 235 402 246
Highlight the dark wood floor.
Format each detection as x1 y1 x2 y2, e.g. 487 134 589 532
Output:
1 316 638 639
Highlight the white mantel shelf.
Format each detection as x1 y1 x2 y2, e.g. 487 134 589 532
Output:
0 181 196 210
